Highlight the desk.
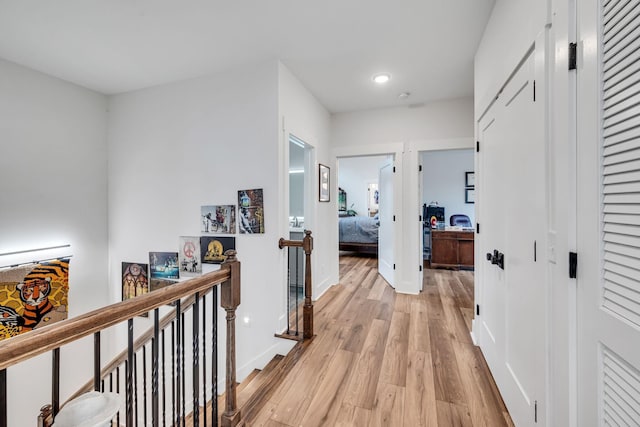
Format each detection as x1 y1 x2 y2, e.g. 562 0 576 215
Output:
430 230 474 269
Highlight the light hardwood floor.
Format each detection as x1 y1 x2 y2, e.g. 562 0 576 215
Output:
248 254 513 426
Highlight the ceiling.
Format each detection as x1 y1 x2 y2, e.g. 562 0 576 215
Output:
0 1 495 113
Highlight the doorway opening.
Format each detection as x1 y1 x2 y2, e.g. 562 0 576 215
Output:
337 154 394 287
420 149 475 270
288 135 311 312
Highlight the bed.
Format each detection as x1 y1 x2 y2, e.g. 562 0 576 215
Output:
338 215 379 255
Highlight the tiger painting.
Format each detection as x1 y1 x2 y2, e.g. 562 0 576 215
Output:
0 258 69 340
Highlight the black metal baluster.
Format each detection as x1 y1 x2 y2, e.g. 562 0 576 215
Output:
125 360 130 427
181 311 186 426
171 322 176 426
110 372 113 392
193 292 200 426
52 348 60 417
94 331 101 391
1 369 7 427
202 294 207 427
212 289 218 426
117 366 121 427
162 328 167 427
134 352 139 427
175 301 181 426
152 308 159 427
101 379 105 392
296 247 300 335
127 318 134 427
142 345 147 427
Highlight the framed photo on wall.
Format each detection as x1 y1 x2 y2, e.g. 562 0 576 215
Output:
319 164 330 202
465 188 475 204
465 171 475 187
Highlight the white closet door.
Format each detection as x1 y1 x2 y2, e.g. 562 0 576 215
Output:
577 0 640 424
477 49 547 426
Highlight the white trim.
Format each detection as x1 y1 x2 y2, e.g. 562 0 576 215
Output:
332 142 404 159
406 137 475 294
408 137 474 152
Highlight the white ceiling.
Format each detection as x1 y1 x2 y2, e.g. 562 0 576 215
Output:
0 0 495 113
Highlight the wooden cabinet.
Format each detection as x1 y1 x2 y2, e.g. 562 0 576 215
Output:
430 230 474 269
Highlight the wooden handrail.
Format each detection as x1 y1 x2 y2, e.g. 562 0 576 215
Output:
279 230 314 339
0 268 229 371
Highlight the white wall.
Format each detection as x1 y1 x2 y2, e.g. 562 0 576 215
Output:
332 98 474 146
0 58 108 427
338 155 389 217
421 149 475 225
278 62 335 300
331 98 475 294
107 60 295 384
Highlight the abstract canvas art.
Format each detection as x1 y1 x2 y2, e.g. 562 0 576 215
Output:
178 236 201 276
201 236 236 264
0 258 70 341
149 252 180 279
238 189 264 234
201 205 236 234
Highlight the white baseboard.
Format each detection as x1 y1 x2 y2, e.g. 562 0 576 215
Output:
470 318 479 345
314 276 335 301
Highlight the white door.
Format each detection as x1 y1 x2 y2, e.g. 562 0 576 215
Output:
577 1 640 424
478 50 547 426
378 158 395 286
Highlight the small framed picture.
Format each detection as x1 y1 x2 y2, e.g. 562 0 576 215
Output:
465 171 475 188
319 164 330 202
465 188 475 204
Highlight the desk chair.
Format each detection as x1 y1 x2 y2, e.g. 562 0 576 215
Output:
450 214 472 227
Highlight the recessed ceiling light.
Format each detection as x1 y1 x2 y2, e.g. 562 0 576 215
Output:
372 73 391 84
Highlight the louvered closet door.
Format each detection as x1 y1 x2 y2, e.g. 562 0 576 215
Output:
577 0 640 424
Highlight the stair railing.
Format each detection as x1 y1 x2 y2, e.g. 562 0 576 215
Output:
278 230 314 340
0 250 241 427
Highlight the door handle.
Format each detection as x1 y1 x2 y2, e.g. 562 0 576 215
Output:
496 251 505 270
486 249 505 270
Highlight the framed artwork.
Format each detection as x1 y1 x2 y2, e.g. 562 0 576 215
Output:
178 236 201 276
319 164 330 202
465 188 475 204
0 258 70 341
201 236 236 264
201 205 236 234
149 252 180 279
465 171 475 188
238 189 265 234
122 262 149 300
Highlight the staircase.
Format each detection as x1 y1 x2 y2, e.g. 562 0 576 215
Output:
185 338 312 426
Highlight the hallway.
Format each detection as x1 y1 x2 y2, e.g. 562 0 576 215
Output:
248 254 513 426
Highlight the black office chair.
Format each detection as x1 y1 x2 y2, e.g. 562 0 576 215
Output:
450 214 472 227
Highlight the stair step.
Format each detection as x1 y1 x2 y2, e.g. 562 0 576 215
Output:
239 338 313 425
237 354 285 407
237 368 261 395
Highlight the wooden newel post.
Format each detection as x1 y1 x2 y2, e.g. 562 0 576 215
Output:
220 250 241 427
302 230 314 339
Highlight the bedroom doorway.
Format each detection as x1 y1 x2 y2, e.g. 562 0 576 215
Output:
337 154 395 286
